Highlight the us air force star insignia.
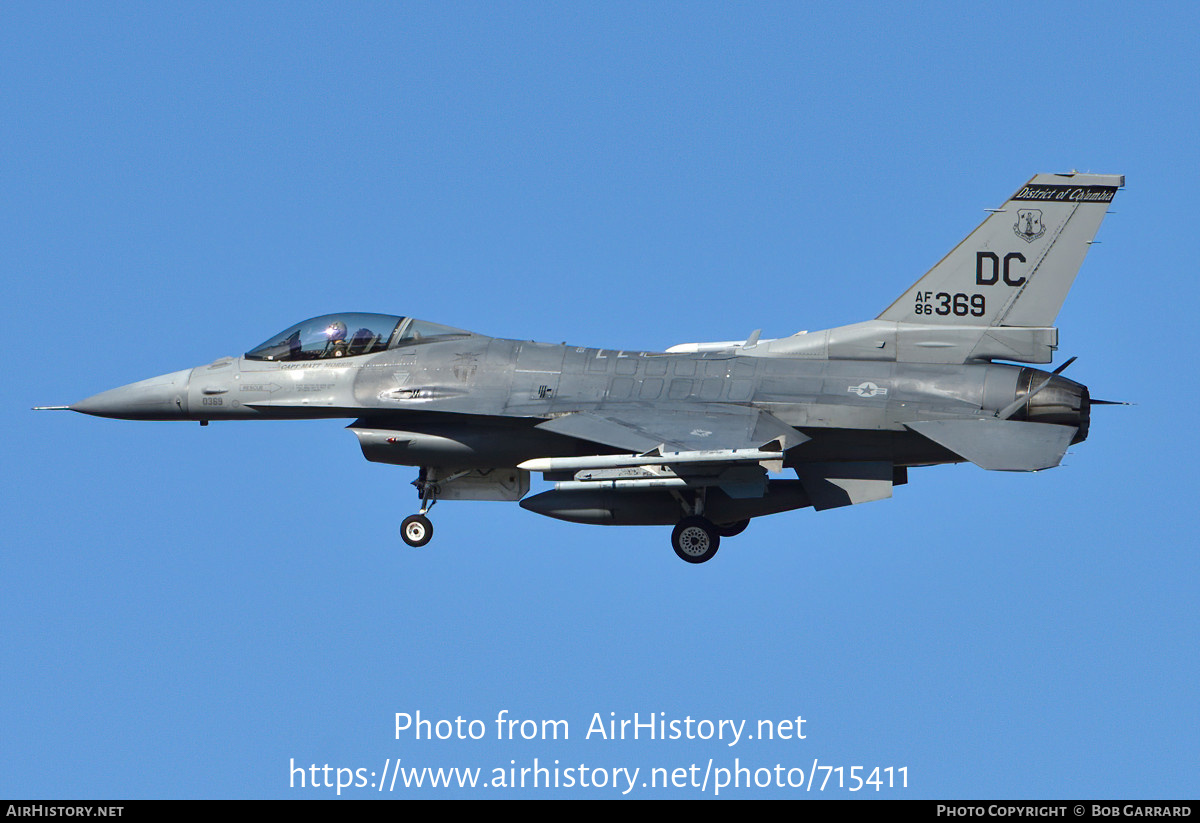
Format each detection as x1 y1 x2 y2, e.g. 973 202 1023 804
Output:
848 382 887 398
1014 208 1046 243
690 429 713 437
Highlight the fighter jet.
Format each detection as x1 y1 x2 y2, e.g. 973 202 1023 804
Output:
40 172 1122 563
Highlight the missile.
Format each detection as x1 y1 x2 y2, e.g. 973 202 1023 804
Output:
518 448 784 473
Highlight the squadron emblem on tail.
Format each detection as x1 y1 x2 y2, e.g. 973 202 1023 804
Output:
1014 208 1046 243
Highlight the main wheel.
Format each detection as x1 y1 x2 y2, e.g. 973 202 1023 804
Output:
401 514 433 547
716 519 750 538
671 516 720 564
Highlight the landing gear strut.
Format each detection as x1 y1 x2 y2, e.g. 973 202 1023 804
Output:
401 469 438 547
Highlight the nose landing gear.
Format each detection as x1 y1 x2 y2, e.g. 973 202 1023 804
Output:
401 469 438 547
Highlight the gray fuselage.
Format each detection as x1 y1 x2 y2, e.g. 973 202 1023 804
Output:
166 333 1086 472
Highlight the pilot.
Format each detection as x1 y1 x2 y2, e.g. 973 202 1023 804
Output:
324 320 348 358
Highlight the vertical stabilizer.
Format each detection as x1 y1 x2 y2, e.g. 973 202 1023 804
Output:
878 173 1122 328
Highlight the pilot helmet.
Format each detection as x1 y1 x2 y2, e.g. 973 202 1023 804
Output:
325 320 347 342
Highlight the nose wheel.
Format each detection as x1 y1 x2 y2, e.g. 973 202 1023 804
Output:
401 514 433 547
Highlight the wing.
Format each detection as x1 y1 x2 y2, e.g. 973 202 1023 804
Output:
533 403 807 454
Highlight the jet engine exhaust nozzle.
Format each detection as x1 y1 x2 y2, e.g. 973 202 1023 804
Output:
1015 369 1090 444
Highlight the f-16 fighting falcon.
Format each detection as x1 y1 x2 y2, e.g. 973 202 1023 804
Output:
40 173 1123 563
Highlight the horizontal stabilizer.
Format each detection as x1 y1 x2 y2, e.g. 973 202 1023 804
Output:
906 419 1076 471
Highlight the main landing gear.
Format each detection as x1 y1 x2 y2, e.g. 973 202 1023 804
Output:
401 469 438 548
672 516 719 564
668 488 750 564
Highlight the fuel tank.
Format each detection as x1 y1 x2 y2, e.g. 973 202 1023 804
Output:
520 480 813 526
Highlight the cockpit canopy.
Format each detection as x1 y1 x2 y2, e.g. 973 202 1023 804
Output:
244 313 471 361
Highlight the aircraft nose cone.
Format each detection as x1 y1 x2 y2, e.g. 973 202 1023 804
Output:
71 368 192 420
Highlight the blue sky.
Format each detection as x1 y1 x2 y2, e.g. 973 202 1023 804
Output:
4 3 1198 798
